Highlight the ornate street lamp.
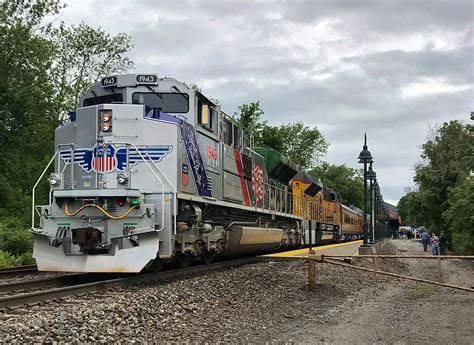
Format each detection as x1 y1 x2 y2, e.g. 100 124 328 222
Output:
372 179 379 241
366 164 376 243
358 134 373 247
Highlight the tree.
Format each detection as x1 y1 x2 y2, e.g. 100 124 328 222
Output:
275 122 328 170
398 117 473 253
413 120 473 232
397 191 425 226
235 102 329 170
0 0 135 264
49 22 134 121
443 176 474 254
309 162 363 208
236 101 266 145
0 0 59 214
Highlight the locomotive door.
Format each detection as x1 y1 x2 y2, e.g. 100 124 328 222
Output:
74 106 100 189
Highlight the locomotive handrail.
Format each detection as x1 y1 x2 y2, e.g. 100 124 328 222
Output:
31 149 59 230
110 142 168 232
145 153 178 235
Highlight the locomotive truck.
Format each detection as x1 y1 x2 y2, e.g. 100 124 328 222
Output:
31 73 362 273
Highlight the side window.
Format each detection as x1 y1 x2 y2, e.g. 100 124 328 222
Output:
233 125 242 149
198 99 210 127
223 119 233 145
197 99 218 133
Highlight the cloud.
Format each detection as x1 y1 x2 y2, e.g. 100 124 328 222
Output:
59 0 474 204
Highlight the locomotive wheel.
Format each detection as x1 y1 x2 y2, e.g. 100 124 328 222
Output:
149 259 165 273
176 253 190 269
202 251 215 265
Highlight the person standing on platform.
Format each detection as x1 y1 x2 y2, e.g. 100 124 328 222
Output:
439 233 448 256
431 233 440 256
420 230 430 252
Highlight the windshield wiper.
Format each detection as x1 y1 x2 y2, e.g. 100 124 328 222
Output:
146 85 164 101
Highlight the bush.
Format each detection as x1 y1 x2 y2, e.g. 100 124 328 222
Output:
0 217 32 256
0 250 22 267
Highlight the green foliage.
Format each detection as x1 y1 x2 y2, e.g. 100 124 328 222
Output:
275 122 328 170
0 0 58 217
0 0 134 265
443 176 474 254
236 101 329 170
309 162 364 208
49 22 134 120
397 191 424 226
398 117 473 254
0 250 23 267
237 101 267 145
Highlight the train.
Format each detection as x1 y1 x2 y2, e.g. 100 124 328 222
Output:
31 73 363 273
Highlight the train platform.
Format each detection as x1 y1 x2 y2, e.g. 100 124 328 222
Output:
264 240 363 259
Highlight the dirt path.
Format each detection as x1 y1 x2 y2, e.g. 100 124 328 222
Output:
297 239 473 344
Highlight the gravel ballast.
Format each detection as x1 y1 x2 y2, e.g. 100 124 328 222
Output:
1 240 472 343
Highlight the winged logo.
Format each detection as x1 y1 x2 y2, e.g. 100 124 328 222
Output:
59 144 172 173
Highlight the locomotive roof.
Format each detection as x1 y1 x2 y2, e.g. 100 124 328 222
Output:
80 73 192 103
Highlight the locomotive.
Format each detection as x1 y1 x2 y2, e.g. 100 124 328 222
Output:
31 73 362 273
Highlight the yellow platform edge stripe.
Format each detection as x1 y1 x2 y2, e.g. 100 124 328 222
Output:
265 240 363 257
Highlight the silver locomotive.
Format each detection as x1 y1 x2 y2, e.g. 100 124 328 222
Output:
32 74 303 272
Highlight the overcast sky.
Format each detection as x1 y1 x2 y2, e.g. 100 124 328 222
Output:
59 0 473 205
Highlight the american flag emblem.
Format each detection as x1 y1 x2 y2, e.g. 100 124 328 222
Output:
59 144 173 174
252 165 264 206
91 146 117 173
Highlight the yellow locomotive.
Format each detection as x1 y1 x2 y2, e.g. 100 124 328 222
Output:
291 172 363 244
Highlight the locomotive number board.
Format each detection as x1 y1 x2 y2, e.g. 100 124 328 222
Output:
136 74 158 85
101 76 117 87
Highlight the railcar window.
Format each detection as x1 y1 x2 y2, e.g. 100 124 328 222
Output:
132 92 189 113
223 119 232 145
197 99 218 132
83 93 123 106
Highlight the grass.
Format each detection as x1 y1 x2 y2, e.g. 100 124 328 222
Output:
409 271 440 298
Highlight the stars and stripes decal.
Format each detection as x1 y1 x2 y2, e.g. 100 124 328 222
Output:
252 164 264 206
59 144 172 174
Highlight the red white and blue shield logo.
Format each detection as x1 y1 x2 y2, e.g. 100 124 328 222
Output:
91 145 117 173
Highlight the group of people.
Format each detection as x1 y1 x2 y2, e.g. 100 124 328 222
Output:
420 230 448 255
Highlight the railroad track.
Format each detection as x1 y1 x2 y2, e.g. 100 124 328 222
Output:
0 265 38 277
0 256 267 309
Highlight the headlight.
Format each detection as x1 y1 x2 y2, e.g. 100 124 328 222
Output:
117 172 129 185
100 110 112 133
102 113 111 122
101 123 112 132
49 173 62 187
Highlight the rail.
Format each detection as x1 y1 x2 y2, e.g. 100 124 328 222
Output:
0 256 266 309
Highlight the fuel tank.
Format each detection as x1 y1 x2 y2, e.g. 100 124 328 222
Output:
225 226 283 255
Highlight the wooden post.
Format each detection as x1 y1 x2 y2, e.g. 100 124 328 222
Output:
308 249 316 291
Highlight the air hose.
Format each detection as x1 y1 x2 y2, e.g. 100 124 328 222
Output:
64 203 138 220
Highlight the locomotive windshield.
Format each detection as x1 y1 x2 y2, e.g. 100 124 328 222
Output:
132 92 189 113
83 93 123 106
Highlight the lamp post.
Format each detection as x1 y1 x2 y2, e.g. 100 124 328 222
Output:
357 134 373 247
372 179 379 241
366 164 376 243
